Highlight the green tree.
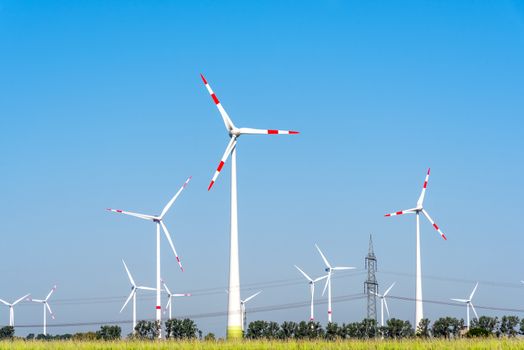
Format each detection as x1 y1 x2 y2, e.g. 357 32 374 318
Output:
165 318 199 340
245 320 268 339
278 321 297 339
466 327 490 338
203 332 216 341
383 318 413 339
416 318 431 338
295 321 324 339
134 320 160 340
499 316 519 337
72 331 98 341
96 325 121 340
325 322 340 340
0 326 14 340
359 318 378 339
343 322 360 338
471 316 498 335
432 317 463 339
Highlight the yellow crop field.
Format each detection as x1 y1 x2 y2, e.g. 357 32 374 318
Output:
1 339 524 350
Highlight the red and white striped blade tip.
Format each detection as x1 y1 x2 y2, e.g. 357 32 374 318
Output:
200 73 208 84
384 211 405 217
208 181 215 191
427 168 431 175
267 130 299 135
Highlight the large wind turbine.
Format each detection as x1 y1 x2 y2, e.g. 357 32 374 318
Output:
451 282 479 328
294 265 328 321
107 176 191 338
120 260 156 333
200 74 299 338
162 279 191 320
315 244 355 322
372 282 395 327
240 291 261 332
384 168 447 327
0 294 30 327
32 286 56 335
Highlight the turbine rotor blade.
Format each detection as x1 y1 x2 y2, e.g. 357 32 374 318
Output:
200 74 236 131
333 266 355 271
164 298 171 314
106 209 154 221
46 303 54 319
421 209 447 240
294 265 313 282
208 136 237 191
451 298 468 303
383 282 396 297
137 286 156 291
313 274 329 283
384 208 417 217
160 176 192 219
470 303 479 319
237 128 299 135
315 244 332 269
417 168 431 207
173 293 191 297
383 298 390 318
160 221 183 271
13 294 30 306
45 285 57 301
322 273 330 296
122 260 136 286
0 299 9 306
120 290 135 313
469 282 479 300
162 281 172 296
243 291 262 303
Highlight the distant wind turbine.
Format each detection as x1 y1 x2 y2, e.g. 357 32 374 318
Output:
372 282 395 327
241 291 261 332
315 244 355 322
120 260 156 333
294 265 327 321
451 282 479 328
162 279 191 320
107 176 191 338
32 286 56 335
384 168 447 327
0 294 31 327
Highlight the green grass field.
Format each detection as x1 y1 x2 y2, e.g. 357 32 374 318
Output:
1 339 524 350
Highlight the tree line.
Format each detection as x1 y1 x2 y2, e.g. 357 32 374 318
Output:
0 315 522 341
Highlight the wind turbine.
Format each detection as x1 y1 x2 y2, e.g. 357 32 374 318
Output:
120 260 156 333
315 244 355 322
294 265 328 321
451 282 479 328
0 294 31 327
31 286 56 335
107 176 191 338
372 282 395 327
200 74 299 338
241 291 261 332
384 168 447 327
162 280 191 320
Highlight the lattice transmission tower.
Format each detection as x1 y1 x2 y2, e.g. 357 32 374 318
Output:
364 234 378 321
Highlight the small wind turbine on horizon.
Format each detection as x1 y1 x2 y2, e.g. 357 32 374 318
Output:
0 294 31 327
294 265 328 321
384 168 447 327
162 279 191 320
315 244 355 322
451 282 479 328
31 285 56 335
240 291 261 333
107 176 191 338
200 73 298 339
120 260 156 333
372 282 395 327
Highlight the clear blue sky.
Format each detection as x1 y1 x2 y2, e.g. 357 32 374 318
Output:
1 0 523 337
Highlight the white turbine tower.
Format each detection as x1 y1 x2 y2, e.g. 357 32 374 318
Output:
294 265 328 321
451 282 479 328
200 74 299 339
120 260 156 333
107 176 191 338
162 280 191 320
0 294 31 327
315 244 355 322
372 282 396 327
384 168 447 327
31 286 56 335
241 291 261 332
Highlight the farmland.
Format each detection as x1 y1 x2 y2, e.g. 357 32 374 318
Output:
1 339 524 350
